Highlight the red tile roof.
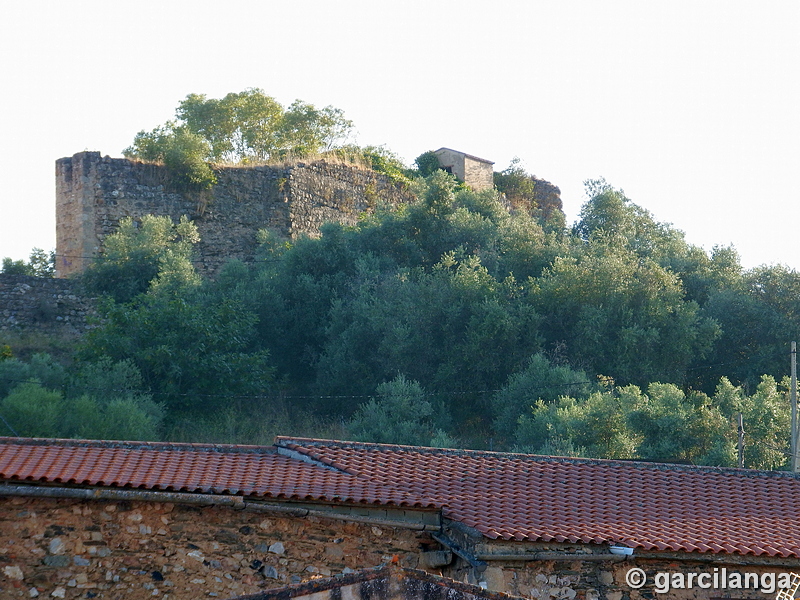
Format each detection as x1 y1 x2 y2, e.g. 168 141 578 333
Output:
2 436 800 558
0 437 433 508
276 437 800 558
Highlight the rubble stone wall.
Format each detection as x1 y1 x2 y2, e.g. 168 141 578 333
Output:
0 495 434 600
0 495 795 600
0 274 94 334
471 557 797 600
55 153 414 278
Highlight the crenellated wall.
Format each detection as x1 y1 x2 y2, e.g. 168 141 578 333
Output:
55 153 415 278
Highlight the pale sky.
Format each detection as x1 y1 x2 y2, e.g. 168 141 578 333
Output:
1 1 798 271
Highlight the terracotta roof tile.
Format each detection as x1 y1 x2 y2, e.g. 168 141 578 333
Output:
275 437 800 558
4 435 800 558
0 437 435 508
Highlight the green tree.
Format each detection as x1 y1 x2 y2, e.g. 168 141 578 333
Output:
1 248 55 277
494 158 537 203
699 266 800 391
0 379 163 441
515 381 737 465
314 252 540 425
0 353 65 399
81 215 200 303
81 292 273 415
414 150 441 177
532 238 719 386
494 158 565 229
492 353 593 442
126 89 354 166
125 124 217 190
348 375 451 446
515 387 641 459
712 375 789 470
627 383 733 465
1 383 63 437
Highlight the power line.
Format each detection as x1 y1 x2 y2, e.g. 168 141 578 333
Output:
0 414 19 436
0 374 590 403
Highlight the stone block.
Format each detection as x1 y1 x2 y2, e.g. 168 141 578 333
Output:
43 556 71 568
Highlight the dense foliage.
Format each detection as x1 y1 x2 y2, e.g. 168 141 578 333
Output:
2 164 799 469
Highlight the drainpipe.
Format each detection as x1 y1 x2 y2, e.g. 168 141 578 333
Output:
476 553 627 562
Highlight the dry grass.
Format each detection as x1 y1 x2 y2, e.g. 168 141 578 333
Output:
0 329 81 365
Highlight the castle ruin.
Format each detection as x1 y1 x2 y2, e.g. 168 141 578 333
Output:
55 152 415 278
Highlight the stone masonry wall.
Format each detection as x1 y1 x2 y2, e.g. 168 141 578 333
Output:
0 274 95 334
0 496 435 600
0 497 800 600
55 153 415 278
0 495 795 600
238 565 525 600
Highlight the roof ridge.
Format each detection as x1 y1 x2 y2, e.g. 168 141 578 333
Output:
274 436 800 479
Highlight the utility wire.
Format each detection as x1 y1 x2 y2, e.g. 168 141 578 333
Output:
0 374 590 402
0 414 19 436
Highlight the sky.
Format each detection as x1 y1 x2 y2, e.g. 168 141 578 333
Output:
1 1 798 271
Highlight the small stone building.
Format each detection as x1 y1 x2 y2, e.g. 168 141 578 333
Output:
1 436 799 600
434 149 494 191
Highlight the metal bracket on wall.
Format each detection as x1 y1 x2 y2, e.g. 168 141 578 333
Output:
432 532 487 573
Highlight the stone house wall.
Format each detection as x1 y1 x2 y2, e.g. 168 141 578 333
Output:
0 495 435 600
433 149 493 191
0 495 795 600
237 565 525 600
462 156 494 192
55 153 415 278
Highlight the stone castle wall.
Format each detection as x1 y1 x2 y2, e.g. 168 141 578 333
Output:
0 274 94 334
55 152 415 278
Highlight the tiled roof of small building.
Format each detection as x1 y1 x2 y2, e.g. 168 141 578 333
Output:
276 437 800 558
434 148 494 164
0 437 434 508
2 436 800 558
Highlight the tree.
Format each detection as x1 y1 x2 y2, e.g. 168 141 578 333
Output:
515 388 641 459
1 248 55 277
494 158 565 229
627 383 733 465
699 265 800 391
125 89 354 166
125 124 217 190
492 353 593 442
514 381 738 465
81 215 200 303
710 375 789 470
81 291 273 415
531 238 719 387
414 151 441 177
0 353 65 399
348 375 452 447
